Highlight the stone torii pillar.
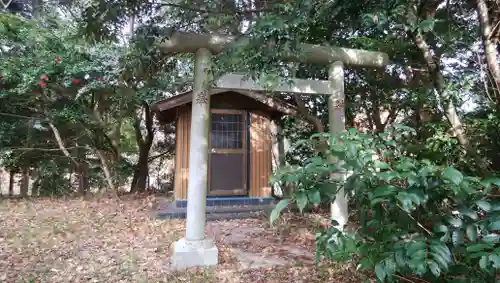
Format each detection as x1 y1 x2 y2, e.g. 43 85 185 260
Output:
171 48 218 269
328 61 348 227
162 32 389 269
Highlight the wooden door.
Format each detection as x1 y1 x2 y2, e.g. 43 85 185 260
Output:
208 109 248 196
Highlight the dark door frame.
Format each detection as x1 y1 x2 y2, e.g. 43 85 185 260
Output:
207 109 248 197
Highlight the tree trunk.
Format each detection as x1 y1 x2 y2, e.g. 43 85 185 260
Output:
96 150 116 192
20 167 29 197
131 147 150 193
90 98 121 192
412 30 489 176
130 101 154 193
475 0 500 111
110 121 122 188
8 170 14 197
31 0 43 19
31 170 39 197
77 163 89 195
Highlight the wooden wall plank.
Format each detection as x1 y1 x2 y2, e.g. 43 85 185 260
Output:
174 110 182 199
174 106 191 199
249 112 273 198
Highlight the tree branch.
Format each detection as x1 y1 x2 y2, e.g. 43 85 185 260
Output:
95 149 116 192
148 150 172 162
48 123 79 167
0 112 38 120
293 93 324 133
5 146 85 152
160 2 270 15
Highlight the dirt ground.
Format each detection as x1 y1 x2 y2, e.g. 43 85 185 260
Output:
0 195 370 283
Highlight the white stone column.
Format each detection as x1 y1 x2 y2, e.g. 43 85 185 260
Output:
171 48 218 269
328 61 348 230
270 120 283 198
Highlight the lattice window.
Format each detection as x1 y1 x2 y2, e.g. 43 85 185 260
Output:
210 113 244 149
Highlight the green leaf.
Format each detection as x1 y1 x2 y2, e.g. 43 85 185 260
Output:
470 251 489 259
430 242 452 263
466 243 489 252
418 19 435 32
407 188 425 205
480 177 500 193
396 192 413 211
373 185 396 198
270 199 290 227
475 200 492 212
395 250 406 267
483 233 500 243
330 144 344 152
407 175 419 186
395 159 415 171
347 143 357 158
479 255 488 270
418 166 433 178
489 254 500 268
412 249 427 260
307 190 321 205
377 171 399 182
374 161 390 169
448 218 463 227
442 167 463 185
428 260 441 277
461 209 479 221
407 241 427 257
358 258 374 269
433 224 448 233
466 225 478 241
489 221 500 231
296 191 308 213
382 150 394 158
384 258 396 277
430 252 448 270
452 230 463 246
492 203 500 212
374 263 386 282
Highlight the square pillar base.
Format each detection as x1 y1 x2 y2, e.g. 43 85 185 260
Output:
171 238 219 270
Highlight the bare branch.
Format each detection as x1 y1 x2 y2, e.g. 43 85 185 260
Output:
48 123 79 167
148 150 172 162
293 93 324 133
0 112 38 120
4 146 85 152
95 149 116 192
160 2 270 15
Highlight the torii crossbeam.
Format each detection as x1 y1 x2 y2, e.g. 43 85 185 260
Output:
161 32 389 270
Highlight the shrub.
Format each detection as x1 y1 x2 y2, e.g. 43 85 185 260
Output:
270 125 500 282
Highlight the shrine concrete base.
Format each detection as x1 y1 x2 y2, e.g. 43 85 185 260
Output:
171 238 219 270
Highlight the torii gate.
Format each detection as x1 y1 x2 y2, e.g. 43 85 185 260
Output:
161 32 389 269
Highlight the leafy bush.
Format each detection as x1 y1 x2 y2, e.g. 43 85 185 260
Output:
270 125 500 282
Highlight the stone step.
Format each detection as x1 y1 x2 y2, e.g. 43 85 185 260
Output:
206 211 267 221
174 197 275 208
156 204 274 220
